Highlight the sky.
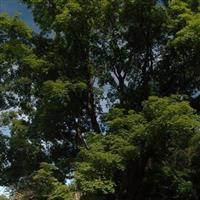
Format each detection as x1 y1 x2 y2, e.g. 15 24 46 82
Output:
0 0 35 195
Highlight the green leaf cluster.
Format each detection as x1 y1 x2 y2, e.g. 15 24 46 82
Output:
75 96 200 199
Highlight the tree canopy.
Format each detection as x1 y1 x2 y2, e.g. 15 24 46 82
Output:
0 0 200 199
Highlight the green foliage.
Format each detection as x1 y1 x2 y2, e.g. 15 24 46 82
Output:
0 0 200 200
173 13 200 47
13 162 75 200
157 0 200 97
48 184 74 200
75 96 200 199
32 163 75 200
0 195 8 200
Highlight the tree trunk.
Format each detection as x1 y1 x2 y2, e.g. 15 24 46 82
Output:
86 67 101 133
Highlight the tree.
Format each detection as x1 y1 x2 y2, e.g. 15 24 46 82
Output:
157 0 200 100
10 162 75 200
75 96 200 200
94 0 168 109
0 0 200 199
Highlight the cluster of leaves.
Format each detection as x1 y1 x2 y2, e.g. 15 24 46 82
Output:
75 96 200 199
10 162 75 200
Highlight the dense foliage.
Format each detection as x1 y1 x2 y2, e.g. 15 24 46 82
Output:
0 0 200 199
76 96 200 199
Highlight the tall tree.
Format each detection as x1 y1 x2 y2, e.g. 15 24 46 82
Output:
0 0 199 199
